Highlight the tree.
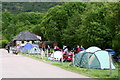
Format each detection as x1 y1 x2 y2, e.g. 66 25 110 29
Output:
41 2 86 47
2 12 44 42
80 3 113 49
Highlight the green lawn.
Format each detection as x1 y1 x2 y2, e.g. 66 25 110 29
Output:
19 53 119 79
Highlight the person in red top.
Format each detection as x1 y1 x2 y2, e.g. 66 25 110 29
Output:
76 45 81 53
73 45 81 54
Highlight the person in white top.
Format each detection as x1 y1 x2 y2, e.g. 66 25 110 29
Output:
63 45 68 53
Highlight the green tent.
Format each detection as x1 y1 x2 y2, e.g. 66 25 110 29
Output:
34 42 42 45
34 41 53 45
74 46 115 69
27 45 41 54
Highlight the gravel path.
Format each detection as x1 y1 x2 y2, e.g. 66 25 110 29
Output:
0 49 90 78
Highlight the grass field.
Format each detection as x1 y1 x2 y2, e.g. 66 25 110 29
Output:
19 53 119 79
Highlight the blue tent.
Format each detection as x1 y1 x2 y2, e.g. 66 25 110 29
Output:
21 43 33 53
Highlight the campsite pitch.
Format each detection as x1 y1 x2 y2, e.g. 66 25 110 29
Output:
1 49 90 78
20 51 118 78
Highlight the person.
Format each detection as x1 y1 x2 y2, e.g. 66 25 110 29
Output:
54 46 57 51
42 47 45 51
13 46 18 55
63 45 68 53
41 49 44 59
80 45 85 51
7 46 10 53
74 45 81 54
56 46 60 51
54 45 60 51
70 47 74 52
47 45 50 53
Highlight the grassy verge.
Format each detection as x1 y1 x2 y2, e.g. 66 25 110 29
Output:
19 53 119 78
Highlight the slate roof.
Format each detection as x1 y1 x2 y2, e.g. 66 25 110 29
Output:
12 30 41 41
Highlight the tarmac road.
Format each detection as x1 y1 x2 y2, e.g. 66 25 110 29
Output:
0 49 90 78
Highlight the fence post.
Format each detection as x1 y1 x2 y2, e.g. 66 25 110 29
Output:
109 53 112 76
88 52 90 69
72 52 74 66
61 50 63 63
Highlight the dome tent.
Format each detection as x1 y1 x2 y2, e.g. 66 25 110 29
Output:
86 46 101 53
27 44 40 54
74 46 115 69
21 43 40 54
21 43 33 53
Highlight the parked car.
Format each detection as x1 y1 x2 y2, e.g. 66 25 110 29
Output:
105 49 120 62
12 47 19 55
105 49 117 56
113 56 120 62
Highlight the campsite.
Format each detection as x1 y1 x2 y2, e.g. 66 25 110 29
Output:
19 50 118 78
1 2 120 79
8 41 119 78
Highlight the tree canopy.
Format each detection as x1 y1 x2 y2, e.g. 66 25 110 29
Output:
1 2 120 53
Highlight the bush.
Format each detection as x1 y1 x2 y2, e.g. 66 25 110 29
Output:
0 40 8 48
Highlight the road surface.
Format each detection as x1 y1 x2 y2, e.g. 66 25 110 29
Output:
0 49 90 78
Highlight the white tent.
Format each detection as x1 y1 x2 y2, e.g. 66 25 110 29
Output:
86 46 101 53
49 51 63 61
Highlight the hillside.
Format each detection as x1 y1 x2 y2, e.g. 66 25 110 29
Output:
2 2 63 13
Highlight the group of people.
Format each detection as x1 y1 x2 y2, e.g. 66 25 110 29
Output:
7 43 85 55
73 45 85 54
46 45 85 54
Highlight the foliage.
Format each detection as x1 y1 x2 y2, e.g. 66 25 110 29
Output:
2 2 63 14
41 3 87 47
2 2 120 54
2 12 45 41
0 39 8 48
